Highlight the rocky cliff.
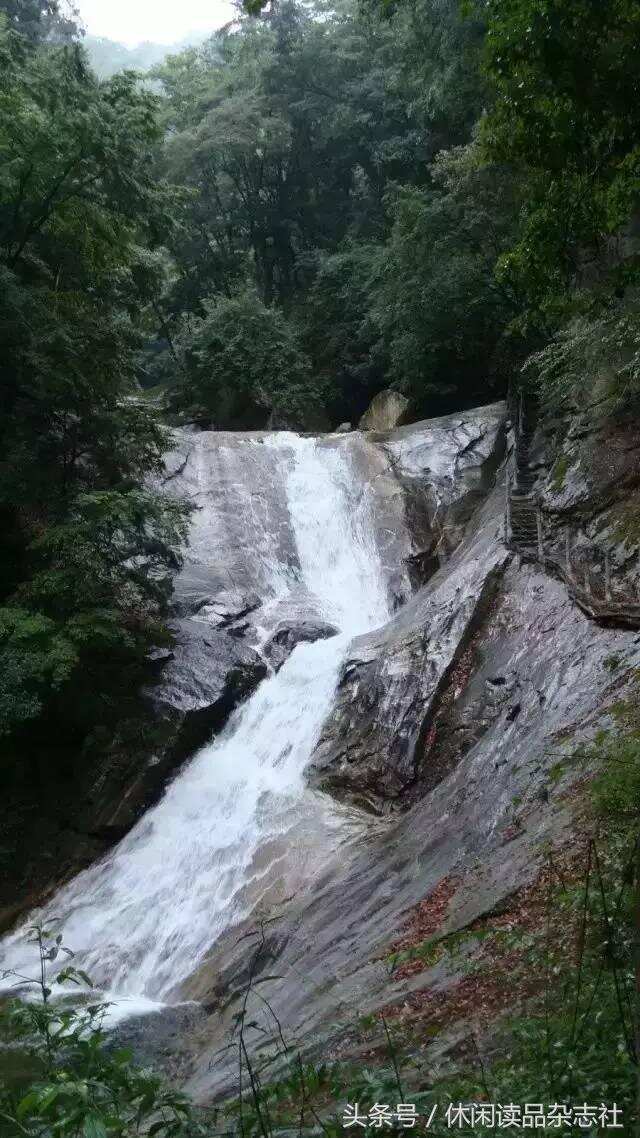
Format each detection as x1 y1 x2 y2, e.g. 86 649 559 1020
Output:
0 406 505 929
4 398 639 1107
169 401 640 1102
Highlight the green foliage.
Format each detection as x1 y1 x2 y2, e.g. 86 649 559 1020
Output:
154 0 497 424
588 710 640 830
302 243 386 423
477 0 640 328
0 607 77 732
0 924 204 1137
550 454 569 493
25 490 187 622
0 25 188 743
523 294 640 418
0 488 189 736
0 0 78 44
466 0 640 412
176 290 320 429
376 144 520 411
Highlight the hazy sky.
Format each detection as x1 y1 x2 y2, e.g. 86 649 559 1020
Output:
76 0 236 46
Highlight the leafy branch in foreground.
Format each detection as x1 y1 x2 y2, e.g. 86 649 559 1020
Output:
0 922 205 1137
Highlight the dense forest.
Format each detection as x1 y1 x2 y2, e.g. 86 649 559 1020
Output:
2 0 639 749
2 0 640 1131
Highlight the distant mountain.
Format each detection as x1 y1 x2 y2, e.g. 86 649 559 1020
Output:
83 31 213 79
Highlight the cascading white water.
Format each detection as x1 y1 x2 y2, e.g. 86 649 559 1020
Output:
0 434 391 1014
277 437 390 637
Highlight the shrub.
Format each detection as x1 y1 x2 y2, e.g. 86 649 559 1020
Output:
0 924 205 1137
176 291 322 429
523 295 640 417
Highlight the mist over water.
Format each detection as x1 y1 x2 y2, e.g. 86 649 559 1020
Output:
0 434 391 1012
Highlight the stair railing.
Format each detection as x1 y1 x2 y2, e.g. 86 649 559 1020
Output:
505 457 639 626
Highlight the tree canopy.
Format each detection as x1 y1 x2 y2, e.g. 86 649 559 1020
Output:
150 0 511 426
2 0 640 771
0 20 188 744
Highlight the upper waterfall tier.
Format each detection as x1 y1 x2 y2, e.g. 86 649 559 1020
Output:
160 406 506 646
268 435 390 637
161 429 414 629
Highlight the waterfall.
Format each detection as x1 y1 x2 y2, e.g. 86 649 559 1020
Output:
0 434 391 1016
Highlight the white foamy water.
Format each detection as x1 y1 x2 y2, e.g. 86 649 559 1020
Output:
274 436 390 636
0 434 391 1010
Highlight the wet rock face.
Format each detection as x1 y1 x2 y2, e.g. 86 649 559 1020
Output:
263 619 339 672
161 431 299 611
0 404 508 932
308 489 511 812
161 405 507 647
323 402 507 609
30 398 639 1097
137 406 508 823
184 481 640 1104
510 405 640 623
308 401 634 819
383 402 508 568
93 622 268 837
83 400 640 1098
108 1004 208 1079
175 588 260 626
150 619 267 719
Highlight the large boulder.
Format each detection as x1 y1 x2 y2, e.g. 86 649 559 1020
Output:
263 618 339 671
383 401 508 567
359 389 412 432
150 619 266 719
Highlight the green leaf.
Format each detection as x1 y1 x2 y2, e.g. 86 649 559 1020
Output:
16 1091 40 1119
83 1114 109 1138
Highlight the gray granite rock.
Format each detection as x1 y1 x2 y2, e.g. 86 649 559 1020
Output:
263 619 339 671
182 480 640 1102
359 389 411 431
308 488 510 811
93 622 268 837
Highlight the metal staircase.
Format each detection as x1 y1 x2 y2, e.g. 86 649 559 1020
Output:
505 391 640 628
506 391 542 555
